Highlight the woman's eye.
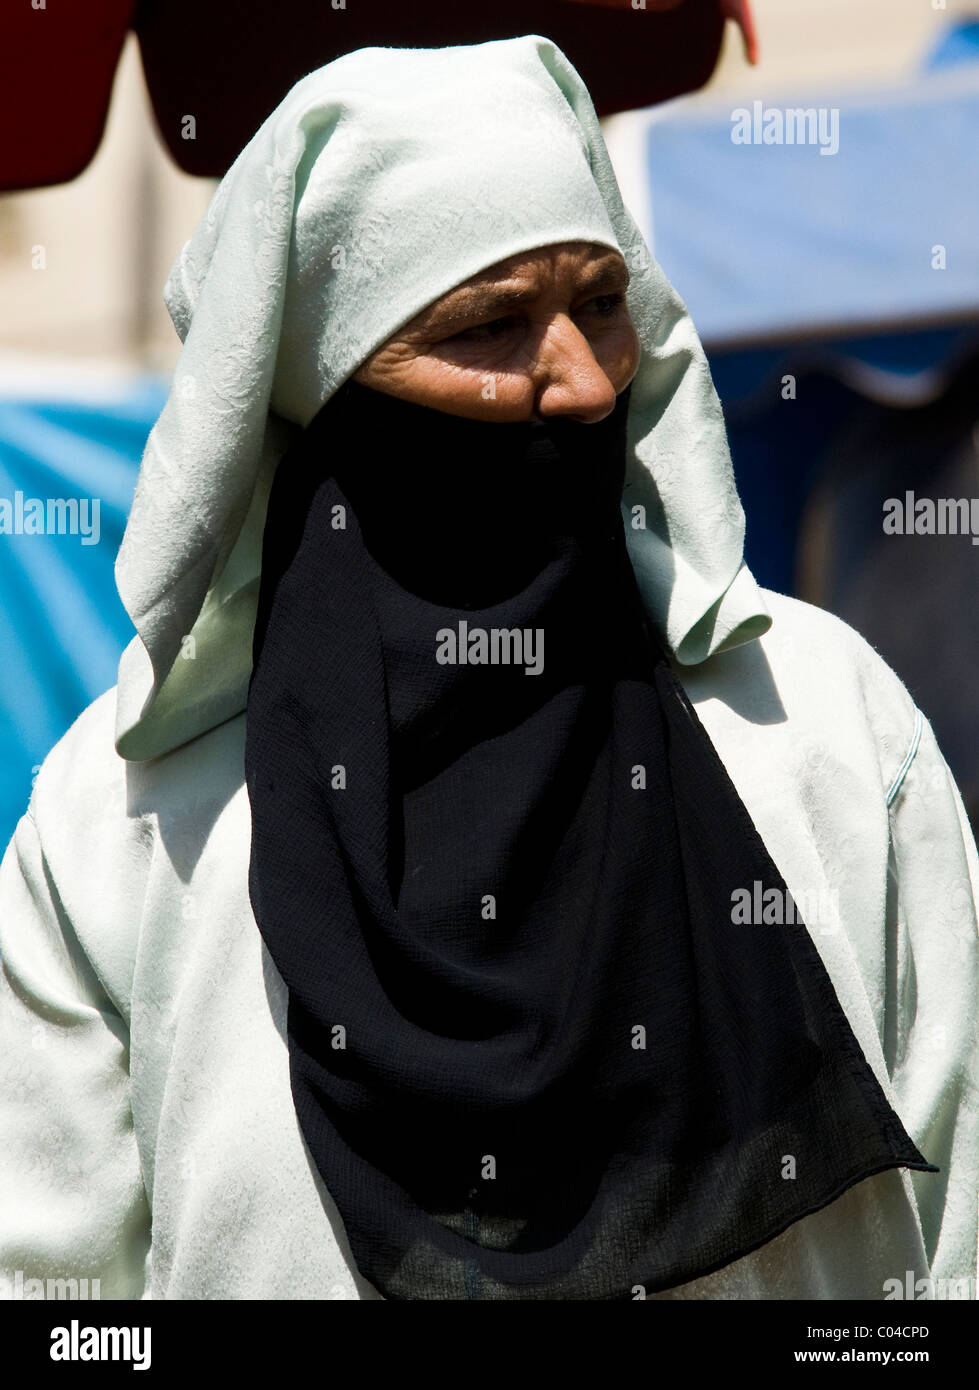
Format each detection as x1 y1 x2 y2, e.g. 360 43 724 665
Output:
450 316 520 343
444 293 625 345
581 292 625 316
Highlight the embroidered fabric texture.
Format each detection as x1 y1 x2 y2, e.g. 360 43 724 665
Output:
112 35 774 765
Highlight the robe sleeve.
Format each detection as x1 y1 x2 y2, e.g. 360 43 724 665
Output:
0 805 151 1300
883 707 979 1293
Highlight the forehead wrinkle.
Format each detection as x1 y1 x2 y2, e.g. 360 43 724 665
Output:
431 282 539 325
421 253 629 330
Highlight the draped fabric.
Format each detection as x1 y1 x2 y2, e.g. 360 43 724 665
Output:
111 35 775 766
244 377 935 1300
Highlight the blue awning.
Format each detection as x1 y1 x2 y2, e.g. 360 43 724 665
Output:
617 35 979 348
0 373 162 845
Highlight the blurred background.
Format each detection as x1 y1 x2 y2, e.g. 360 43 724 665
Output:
1 0 977 846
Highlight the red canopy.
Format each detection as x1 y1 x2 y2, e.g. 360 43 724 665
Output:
1 0 754 192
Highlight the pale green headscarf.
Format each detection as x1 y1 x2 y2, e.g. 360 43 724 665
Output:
114 33 771 762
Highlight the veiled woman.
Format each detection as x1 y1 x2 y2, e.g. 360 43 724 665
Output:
1 35 976 1301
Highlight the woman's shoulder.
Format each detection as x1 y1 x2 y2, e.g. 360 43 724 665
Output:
762 592 923 756
15 689 247 998
27 687 247 843
26 686 128 838
676 588 922 807
759 587 916 712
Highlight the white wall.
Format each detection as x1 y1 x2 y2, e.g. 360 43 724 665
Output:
0 34 215 376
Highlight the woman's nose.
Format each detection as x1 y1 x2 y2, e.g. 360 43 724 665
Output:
531 314 618 424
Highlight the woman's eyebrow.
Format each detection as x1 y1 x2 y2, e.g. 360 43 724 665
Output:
575 259 631 296
436 283 541 323
426 259 630 329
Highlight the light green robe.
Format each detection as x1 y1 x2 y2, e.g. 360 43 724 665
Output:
1 589 976 1300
